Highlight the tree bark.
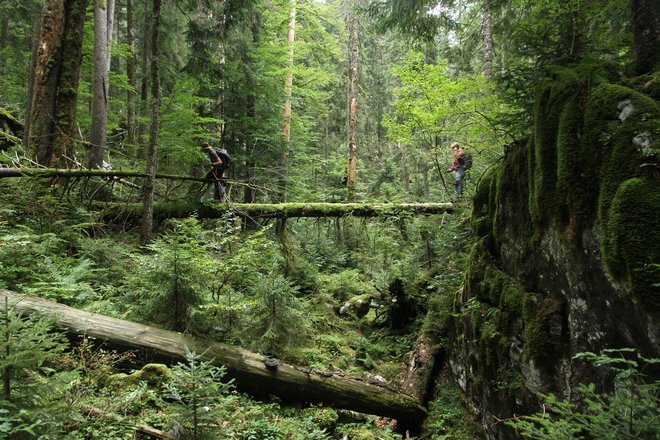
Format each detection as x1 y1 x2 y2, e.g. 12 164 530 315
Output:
89 0 115 169
140 0 161 245
347 0 362 202
630 0 660 74
0 290 426 424
27 0 88 167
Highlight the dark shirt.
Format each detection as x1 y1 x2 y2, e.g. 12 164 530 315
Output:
206 149 226 172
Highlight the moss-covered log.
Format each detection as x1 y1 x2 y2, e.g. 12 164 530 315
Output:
0 290 426 424
104 201 457 220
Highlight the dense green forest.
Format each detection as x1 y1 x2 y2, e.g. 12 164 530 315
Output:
0 0 658 439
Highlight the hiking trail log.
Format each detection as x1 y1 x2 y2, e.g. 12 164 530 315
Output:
0 290 426 424
103 201 457 220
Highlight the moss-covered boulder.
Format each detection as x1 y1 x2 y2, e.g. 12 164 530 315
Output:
106 363 173 391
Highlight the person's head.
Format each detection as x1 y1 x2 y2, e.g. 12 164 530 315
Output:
200 141 211 151
450 142 460 151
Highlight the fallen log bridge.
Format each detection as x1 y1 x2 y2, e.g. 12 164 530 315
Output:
105 201 456 220
0 290 426 424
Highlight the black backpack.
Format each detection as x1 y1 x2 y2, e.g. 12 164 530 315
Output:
215 148 231 168
460 152 473 171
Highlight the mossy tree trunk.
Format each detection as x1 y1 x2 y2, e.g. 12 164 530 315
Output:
52 0 89 169
347 0 361 202
28 0 88 167
140 0 161 245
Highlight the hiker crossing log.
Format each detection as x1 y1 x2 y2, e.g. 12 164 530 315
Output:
0 290 426 424
103 201 456 220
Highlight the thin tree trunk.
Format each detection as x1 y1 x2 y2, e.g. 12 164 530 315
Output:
347 0 361 202
23 13 42 150
137 0 150 159
126 0 137 151
89 0 115 168
140 0 161 245
630 0 660 74
280 0 296 203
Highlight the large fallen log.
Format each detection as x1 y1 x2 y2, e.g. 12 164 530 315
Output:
0 290 426 424
103 201 456 220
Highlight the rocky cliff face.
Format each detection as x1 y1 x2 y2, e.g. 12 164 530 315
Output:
449 66 659 439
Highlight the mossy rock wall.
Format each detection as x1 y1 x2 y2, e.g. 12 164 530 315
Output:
450 67 659 440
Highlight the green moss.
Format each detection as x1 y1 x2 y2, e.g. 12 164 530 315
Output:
529 68 581 225
555 93 586 235
493 141 531 245
591 82 659 306
106 363 172 390
603 178 660 313
471 165 497 240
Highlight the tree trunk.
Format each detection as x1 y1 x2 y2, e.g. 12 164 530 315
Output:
347 0 361 202
89 0 115 168
280 0 296 203
51 0 90 168
137 0 150 158
126 0 137 151
402 334 438 403
0 290 426 424
140 0 161 245
630 0 660 74
28 0 87 167
27 0 66 165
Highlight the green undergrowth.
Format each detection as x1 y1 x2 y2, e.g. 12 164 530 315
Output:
0 177 478 438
